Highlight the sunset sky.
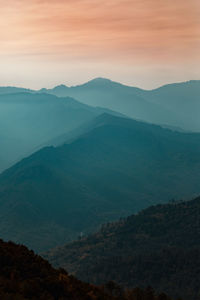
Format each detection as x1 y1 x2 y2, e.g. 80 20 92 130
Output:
1 0 200 89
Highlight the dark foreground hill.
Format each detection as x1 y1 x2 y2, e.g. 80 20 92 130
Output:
0 114 200 251
0 239 174 300
45 196 200 300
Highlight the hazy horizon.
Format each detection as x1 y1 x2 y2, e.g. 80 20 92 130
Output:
0 77 200 91
1 0 200 89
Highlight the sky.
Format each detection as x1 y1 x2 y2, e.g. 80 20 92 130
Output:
0 0 200 89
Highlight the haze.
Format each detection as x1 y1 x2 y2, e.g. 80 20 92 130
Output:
1 0 200 89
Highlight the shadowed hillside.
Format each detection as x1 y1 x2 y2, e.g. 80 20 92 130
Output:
0 238 174 300
45 196 200 300
0 114 200 251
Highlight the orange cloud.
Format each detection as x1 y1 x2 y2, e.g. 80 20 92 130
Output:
0 0 199 88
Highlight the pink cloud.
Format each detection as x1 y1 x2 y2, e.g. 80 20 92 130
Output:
0 0 199 88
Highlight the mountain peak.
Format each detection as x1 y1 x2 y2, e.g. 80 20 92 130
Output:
52 84 69 91
79 77 121 88
91 77 112 82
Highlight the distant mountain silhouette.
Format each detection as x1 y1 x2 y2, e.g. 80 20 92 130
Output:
40 78 175 128
0 92 119 173
0 86 34 94
139 80 200 132
0 114 200 251
41 78 200 132
45 195 200 300
1 78 199 132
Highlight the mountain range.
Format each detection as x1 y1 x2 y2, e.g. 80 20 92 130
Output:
0 78 199 173
0 92 120 173
45 195 200 300
0 78 199 300
39 78 200 132
1 78 200 133
0 113 200 251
